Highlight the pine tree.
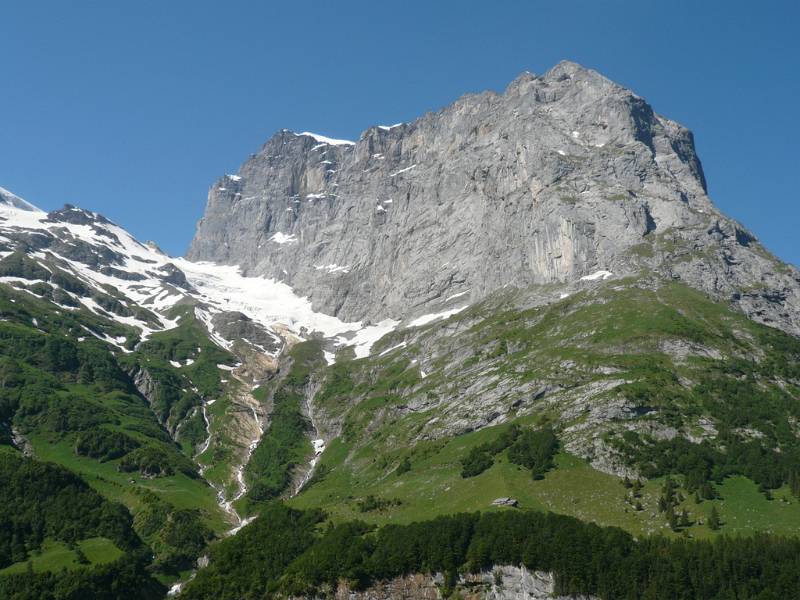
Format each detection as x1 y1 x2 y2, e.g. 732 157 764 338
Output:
790 471 799 498
708 506 721 531
396 456 411 475
668 510 679 531
680 509 690 528
701 481 715 500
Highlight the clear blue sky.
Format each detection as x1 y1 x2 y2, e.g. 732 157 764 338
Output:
1 1 797 264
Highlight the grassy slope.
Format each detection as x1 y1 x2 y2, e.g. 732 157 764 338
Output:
0 538 123 575
0 285 228 581
122 306 245 499
29 435 225 530
291 422 800 538
291 278 800 538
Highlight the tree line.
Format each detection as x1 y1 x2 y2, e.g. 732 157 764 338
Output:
181 501 800 599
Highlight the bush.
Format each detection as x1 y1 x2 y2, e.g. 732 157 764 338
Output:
75 429 140 462
119 447 173 477
507 426 559 479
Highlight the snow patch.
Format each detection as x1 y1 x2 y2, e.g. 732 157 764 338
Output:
314 264 350 274
580 270 613 281
80 325 131 353
407 306 467 328
295 131 355 146
270 232 297 244
379 341 407 356
336 319 399 359
389 164 417 177
445 290 469 302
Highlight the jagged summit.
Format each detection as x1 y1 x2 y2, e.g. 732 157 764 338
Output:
546 58 605 79
185 62 800 335
186 61 800 336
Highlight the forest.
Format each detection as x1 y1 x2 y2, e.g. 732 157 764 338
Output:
181 501 800 600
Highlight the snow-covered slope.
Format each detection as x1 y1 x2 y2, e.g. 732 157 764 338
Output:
0 187 400 358
173 258 397 357
0 186 40 212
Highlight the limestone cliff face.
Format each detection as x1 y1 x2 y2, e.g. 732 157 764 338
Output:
187 61 800 335
292 567 596 600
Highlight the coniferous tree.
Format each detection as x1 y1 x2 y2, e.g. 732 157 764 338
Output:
680 509 690 528
790 471 800 498
708 506 721 531
668 510 679 532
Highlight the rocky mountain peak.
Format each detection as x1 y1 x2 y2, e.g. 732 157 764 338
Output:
187 61 798 335
45 204 113 227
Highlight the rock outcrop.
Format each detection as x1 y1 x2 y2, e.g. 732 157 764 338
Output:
188 60 799 336
293 567 596 599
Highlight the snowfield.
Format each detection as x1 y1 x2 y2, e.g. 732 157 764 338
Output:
172 258 398 358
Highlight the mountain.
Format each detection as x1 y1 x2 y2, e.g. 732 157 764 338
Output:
0 188 407 594
0 181 407 507
1 61 800 599
187 61 800 338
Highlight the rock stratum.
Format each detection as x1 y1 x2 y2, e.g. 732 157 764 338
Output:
188 60 800 336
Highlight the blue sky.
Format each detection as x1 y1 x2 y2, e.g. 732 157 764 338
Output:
1 1 797 264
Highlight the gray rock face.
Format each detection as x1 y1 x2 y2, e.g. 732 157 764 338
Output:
188 60 800 335
491 497 519 507
292 567 595 599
